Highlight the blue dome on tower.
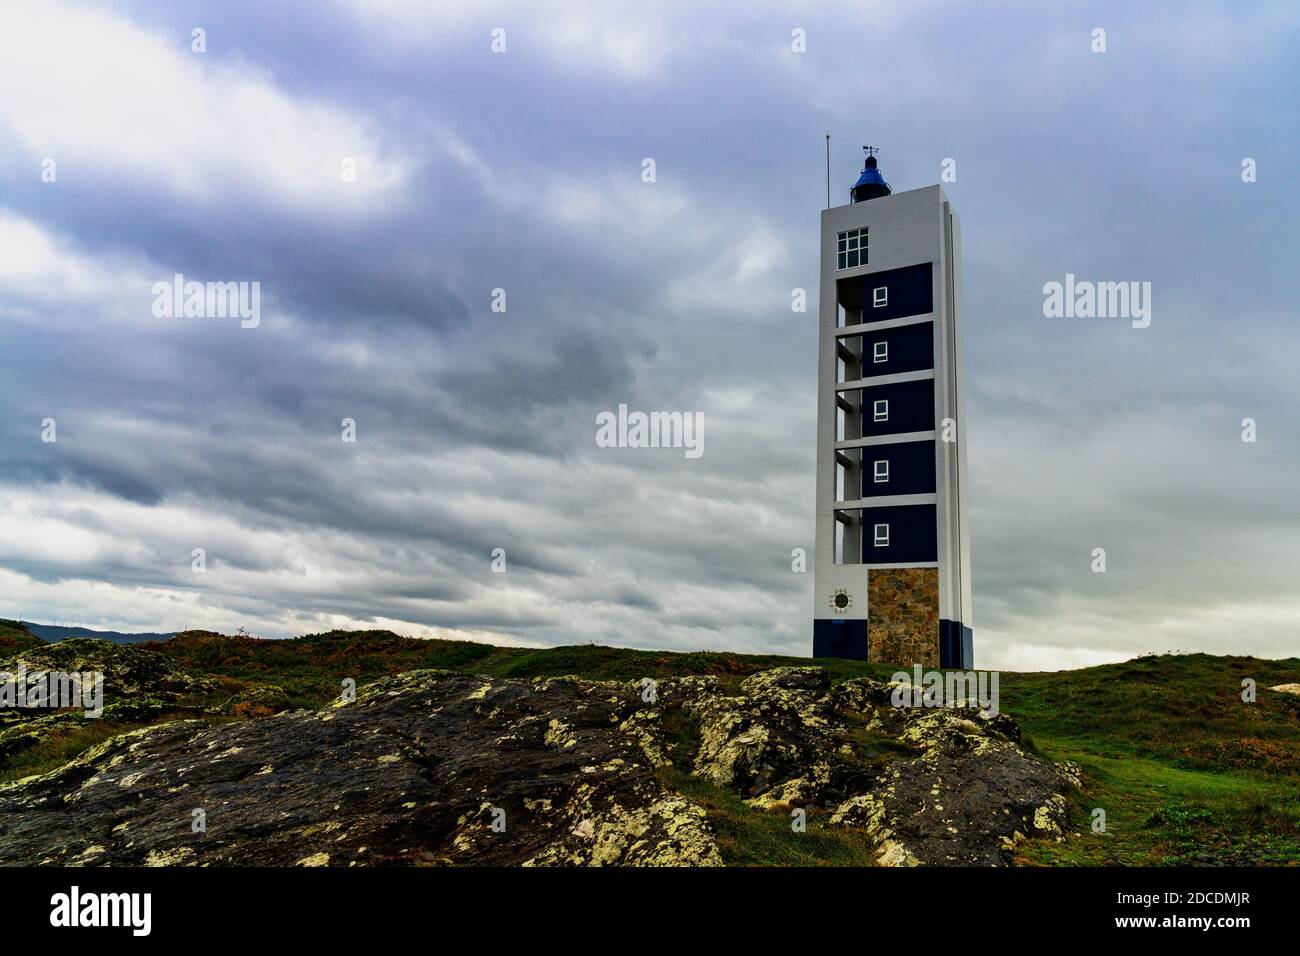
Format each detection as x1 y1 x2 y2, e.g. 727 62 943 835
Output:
851 151 891 203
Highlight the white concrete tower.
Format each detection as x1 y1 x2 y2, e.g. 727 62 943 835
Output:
812 150 973 668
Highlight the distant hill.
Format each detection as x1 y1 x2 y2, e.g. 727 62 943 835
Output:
0 620 44 653
17 621 175 645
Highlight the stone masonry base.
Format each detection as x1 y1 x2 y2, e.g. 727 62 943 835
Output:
867 566 940 667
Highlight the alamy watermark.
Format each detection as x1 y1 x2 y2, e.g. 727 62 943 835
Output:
595 403 704 459
0 667 104 717
152 273 261 328
890 664 1000 716
1042 273 1150 329
50 886 150 936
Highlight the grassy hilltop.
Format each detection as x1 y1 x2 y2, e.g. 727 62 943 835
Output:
1 618 1297 865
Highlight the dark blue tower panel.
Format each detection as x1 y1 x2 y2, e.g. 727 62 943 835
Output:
812 618 868 660
861 440 937 498
838 263 933 323
860 320 934 378
859 379 935 437
939 620 974 669
860 503 938 564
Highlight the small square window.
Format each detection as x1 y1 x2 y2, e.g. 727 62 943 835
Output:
873 341 887 363
835 228 867 270
874 523 890 547
873 460 889 483
873 286 888 308
873 399 889 422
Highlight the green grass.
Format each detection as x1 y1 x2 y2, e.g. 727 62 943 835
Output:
149 628 907 706
1 718 160 784
1015 753 1300 866
998 652 1300 772
999 652 1300 865
663 769 879 865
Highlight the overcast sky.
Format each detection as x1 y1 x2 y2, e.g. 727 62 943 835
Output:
1 0 1297 670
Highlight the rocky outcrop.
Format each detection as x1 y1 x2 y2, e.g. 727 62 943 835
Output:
0 670 721 867
0 660 1079 867
674 668 1076 865
686 667 864 809
0 639 217 762
828 706 1073 865
1 639 215 702
214 683 292 717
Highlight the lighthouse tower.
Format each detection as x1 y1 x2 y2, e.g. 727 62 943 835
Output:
811 149 973 668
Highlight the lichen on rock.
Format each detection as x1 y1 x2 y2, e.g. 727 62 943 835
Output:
0 668 721 867
827 704 1071 865
0 655 1078 868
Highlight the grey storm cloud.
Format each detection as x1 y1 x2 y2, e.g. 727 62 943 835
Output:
1 0 1298 669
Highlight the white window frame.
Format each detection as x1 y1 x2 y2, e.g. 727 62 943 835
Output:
873 523 890 547
873 286 888 308
873 459 889 483
873 341 888 364
873 399 889 422
836 228 867 270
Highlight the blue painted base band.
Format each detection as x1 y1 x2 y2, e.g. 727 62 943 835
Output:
811 618 868 660
812 618 974 667
939 619 974 669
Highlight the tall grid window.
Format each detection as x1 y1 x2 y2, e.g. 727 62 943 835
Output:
873 341 888 363
836 228 867 270
873 399 889 422
874 459 889 483
873 523 890 547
